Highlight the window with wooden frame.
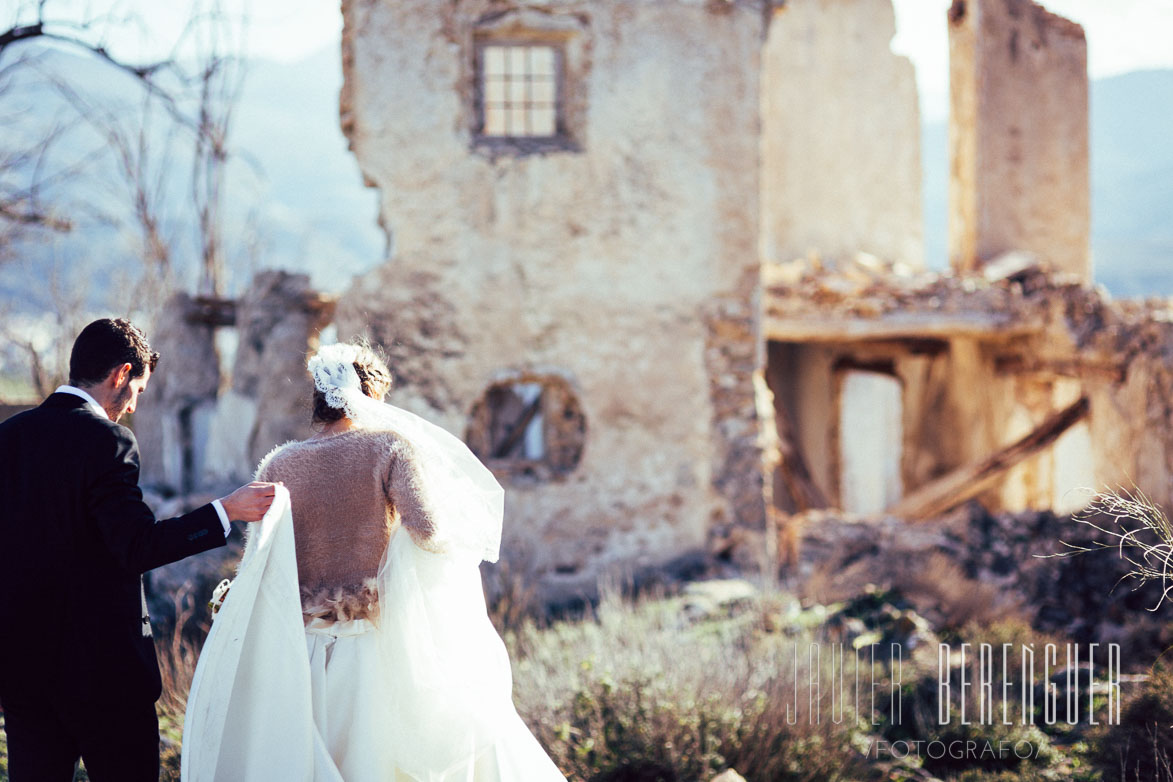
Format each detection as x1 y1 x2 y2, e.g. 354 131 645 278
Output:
465 375 586 482
476 42 562 142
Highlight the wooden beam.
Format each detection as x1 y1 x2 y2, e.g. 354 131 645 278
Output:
187 296 236 327
492 396 542 459
887 396 1090 520
774 400 828 512
762 312 1043 343
995 355 1126 383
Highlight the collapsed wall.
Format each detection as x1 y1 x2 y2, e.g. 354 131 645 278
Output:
762 257 1173 521
136 292 222 493
791 501 1173 665
202 271 335 485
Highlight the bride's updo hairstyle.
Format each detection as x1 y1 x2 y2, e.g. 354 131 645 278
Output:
311 342 393 424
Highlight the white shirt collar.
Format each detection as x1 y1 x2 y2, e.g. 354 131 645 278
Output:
55 385 109 420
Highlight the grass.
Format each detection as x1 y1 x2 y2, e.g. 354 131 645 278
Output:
1089 664 1173 782
506 586 873 781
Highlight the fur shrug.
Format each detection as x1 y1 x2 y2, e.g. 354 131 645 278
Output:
249 429 439 623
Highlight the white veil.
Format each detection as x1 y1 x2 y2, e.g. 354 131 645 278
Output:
184 345 563 780
308 343 504 563
310 344 556 779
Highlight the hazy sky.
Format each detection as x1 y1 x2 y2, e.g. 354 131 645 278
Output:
12 0 1173 123
891 0 1173 120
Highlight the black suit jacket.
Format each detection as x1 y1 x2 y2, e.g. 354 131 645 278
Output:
0 392 227 708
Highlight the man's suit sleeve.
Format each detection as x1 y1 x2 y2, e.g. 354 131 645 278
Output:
87 423 227 574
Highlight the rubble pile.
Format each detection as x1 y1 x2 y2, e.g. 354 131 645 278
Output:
763 253 1173 368
763 253 1044 323
761 253 1173 521
788 501 1173 664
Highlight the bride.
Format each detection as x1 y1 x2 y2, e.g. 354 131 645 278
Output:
181 342 565 781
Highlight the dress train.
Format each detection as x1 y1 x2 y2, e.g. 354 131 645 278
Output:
181 488 564 781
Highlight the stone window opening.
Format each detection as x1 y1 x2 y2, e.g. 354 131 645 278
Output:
466 374 586 482
469 9 588 157
478 43 560 139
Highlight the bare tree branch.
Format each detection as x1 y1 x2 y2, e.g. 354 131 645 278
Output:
0 0 253 397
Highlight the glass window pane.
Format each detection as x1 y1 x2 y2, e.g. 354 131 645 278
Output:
508 76 527 103
529 47 555 78
508 47 527 74
483 46 506 77
530 77 555 104
530 107 556 137
485 77 506 103
509 106 528 136
478 44 562 140
484 106 506 136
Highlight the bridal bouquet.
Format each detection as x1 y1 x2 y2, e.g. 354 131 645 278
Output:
209 578 232 617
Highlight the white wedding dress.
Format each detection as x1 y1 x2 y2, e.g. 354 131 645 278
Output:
181 487 565 781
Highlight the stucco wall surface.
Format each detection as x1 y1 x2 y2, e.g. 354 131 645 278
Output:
761 0 923 267
337 0 766 595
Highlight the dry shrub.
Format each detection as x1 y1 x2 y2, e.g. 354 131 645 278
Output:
0 712 7 778
1092 664 1173 782
898 553 1020 631
483 558 544 637
509 586 873 782
1050 486 1173 609
156 589 206 719
882 616 1066 779
155 587 209 781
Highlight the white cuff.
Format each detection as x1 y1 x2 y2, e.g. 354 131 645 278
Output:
211 499 232 537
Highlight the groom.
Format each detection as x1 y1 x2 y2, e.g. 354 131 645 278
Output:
0 318 278 781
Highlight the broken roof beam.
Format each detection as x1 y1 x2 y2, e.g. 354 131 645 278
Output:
995 354 1126 383
187 296 237 327
887 396 1090 521
762 311 1044 343
774 399 828 512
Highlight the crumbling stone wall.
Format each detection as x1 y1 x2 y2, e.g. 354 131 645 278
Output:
338 0 766 599
703 268 768 562
763 259 1173 518
948 0 1090 279
761 0 923 267
203 271 335 484
136 293 221 493
789 503 1173 664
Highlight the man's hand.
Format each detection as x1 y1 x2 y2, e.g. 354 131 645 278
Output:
218 481 281 523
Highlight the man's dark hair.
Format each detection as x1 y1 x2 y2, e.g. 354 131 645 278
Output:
68 318 160 387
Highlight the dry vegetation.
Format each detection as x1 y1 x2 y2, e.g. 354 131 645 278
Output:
1045 487 1173 610
3 577 1171 782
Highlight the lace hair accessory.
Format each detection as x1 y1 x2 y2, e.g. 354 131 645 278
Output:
308 343 504 563
309 342 366 413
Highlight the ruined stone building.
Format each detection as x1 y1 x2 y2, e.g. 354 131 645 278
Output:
326 0 920 598
137 0 1173 600
761 0 1173 575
